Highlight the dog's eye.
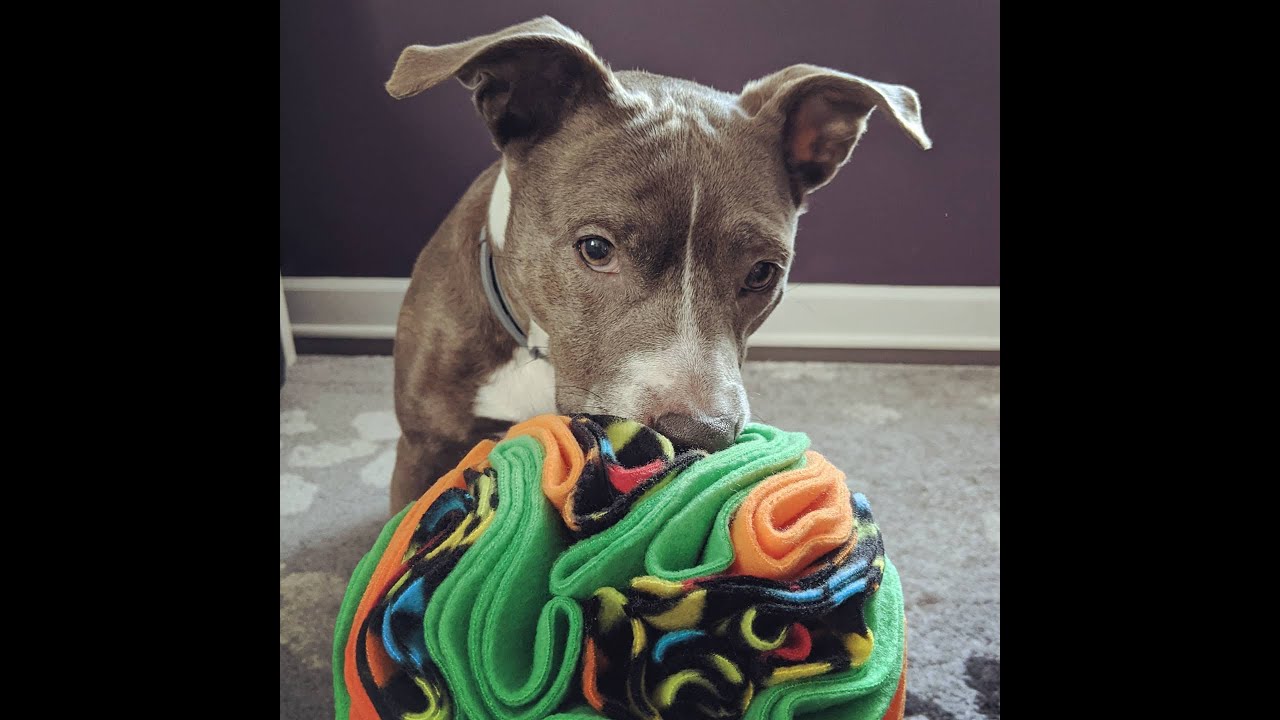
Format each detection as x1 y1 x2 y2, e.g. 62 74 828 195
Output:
743 262 780 292
576 235 619 273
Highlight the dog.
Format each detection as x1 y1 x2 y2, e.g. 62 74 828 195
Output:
384 17 930 512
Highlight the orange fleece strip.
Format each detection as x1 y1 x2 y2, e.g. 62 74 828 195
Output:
506 415 584 518
343 439 496 720
729 451 854 580
581 637 606 711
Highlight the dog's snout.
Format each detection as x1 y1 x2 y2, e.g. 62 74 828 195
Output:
652 413 738 453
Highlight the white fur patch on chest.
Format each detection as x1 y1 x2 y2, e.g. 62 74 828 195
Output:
487 162 512 250
473 346 556 421
527 320 550 358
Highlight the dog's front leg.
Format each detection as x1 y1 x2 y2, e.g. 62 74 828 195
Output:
389 399 529 512
389 427 478 513
389 291 516 513
390 335 496 513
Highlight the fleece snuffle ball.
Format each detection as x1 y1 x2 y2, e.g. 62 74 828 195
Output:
333 414 907 720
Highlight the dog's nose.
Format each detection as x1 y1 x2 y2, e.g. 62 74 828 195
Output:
652 413 738 453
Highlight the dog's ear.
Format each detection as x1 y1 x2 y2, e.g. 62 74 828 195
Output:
386 16 617 148
740 64 931 202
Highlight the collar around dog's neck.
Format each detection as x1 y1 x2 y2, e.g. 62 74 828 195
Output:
479 226 546 360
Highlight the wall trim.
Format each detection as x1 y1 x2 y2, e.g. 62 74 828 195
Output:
284 277 1000 351
279 274 297 367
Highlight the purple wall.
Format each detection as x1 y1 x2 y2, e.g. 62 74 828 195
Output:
280 0 999 286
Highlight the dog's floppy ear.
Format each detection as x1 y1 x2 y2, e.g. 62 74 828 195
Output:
740 64 931 202
386 16 618 148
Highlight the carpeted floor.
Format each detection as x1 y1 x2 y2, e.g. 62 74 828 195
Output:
281 356 1000 720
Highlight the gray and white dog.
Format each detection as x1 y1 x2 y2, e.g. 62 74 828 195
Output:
384 17 931 511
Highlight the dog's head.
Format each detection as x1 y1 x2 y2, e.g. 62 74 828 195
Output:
387 17 930 451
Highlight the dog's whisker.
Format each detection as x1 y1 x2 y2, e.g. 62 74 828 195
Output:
555 384 614 413
516 352 549 369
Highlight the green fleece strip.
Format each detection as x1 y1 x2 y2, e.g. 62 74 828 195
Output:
745 558 906 720
423 435 584 720
544 708 608 719
331 504 410 720
549 424 810 598
645 429 810 581
693 453 810 576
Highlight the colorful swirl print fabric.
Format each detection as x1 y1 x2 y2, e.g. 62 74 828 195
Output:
334 414 907 720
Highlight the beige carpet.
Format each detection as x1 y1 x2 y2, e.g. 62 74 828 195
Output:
280 356 1000 719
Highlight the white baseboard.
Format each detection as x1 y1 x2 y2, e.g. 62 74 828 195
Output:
284 277 999 351
279 274 297 366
